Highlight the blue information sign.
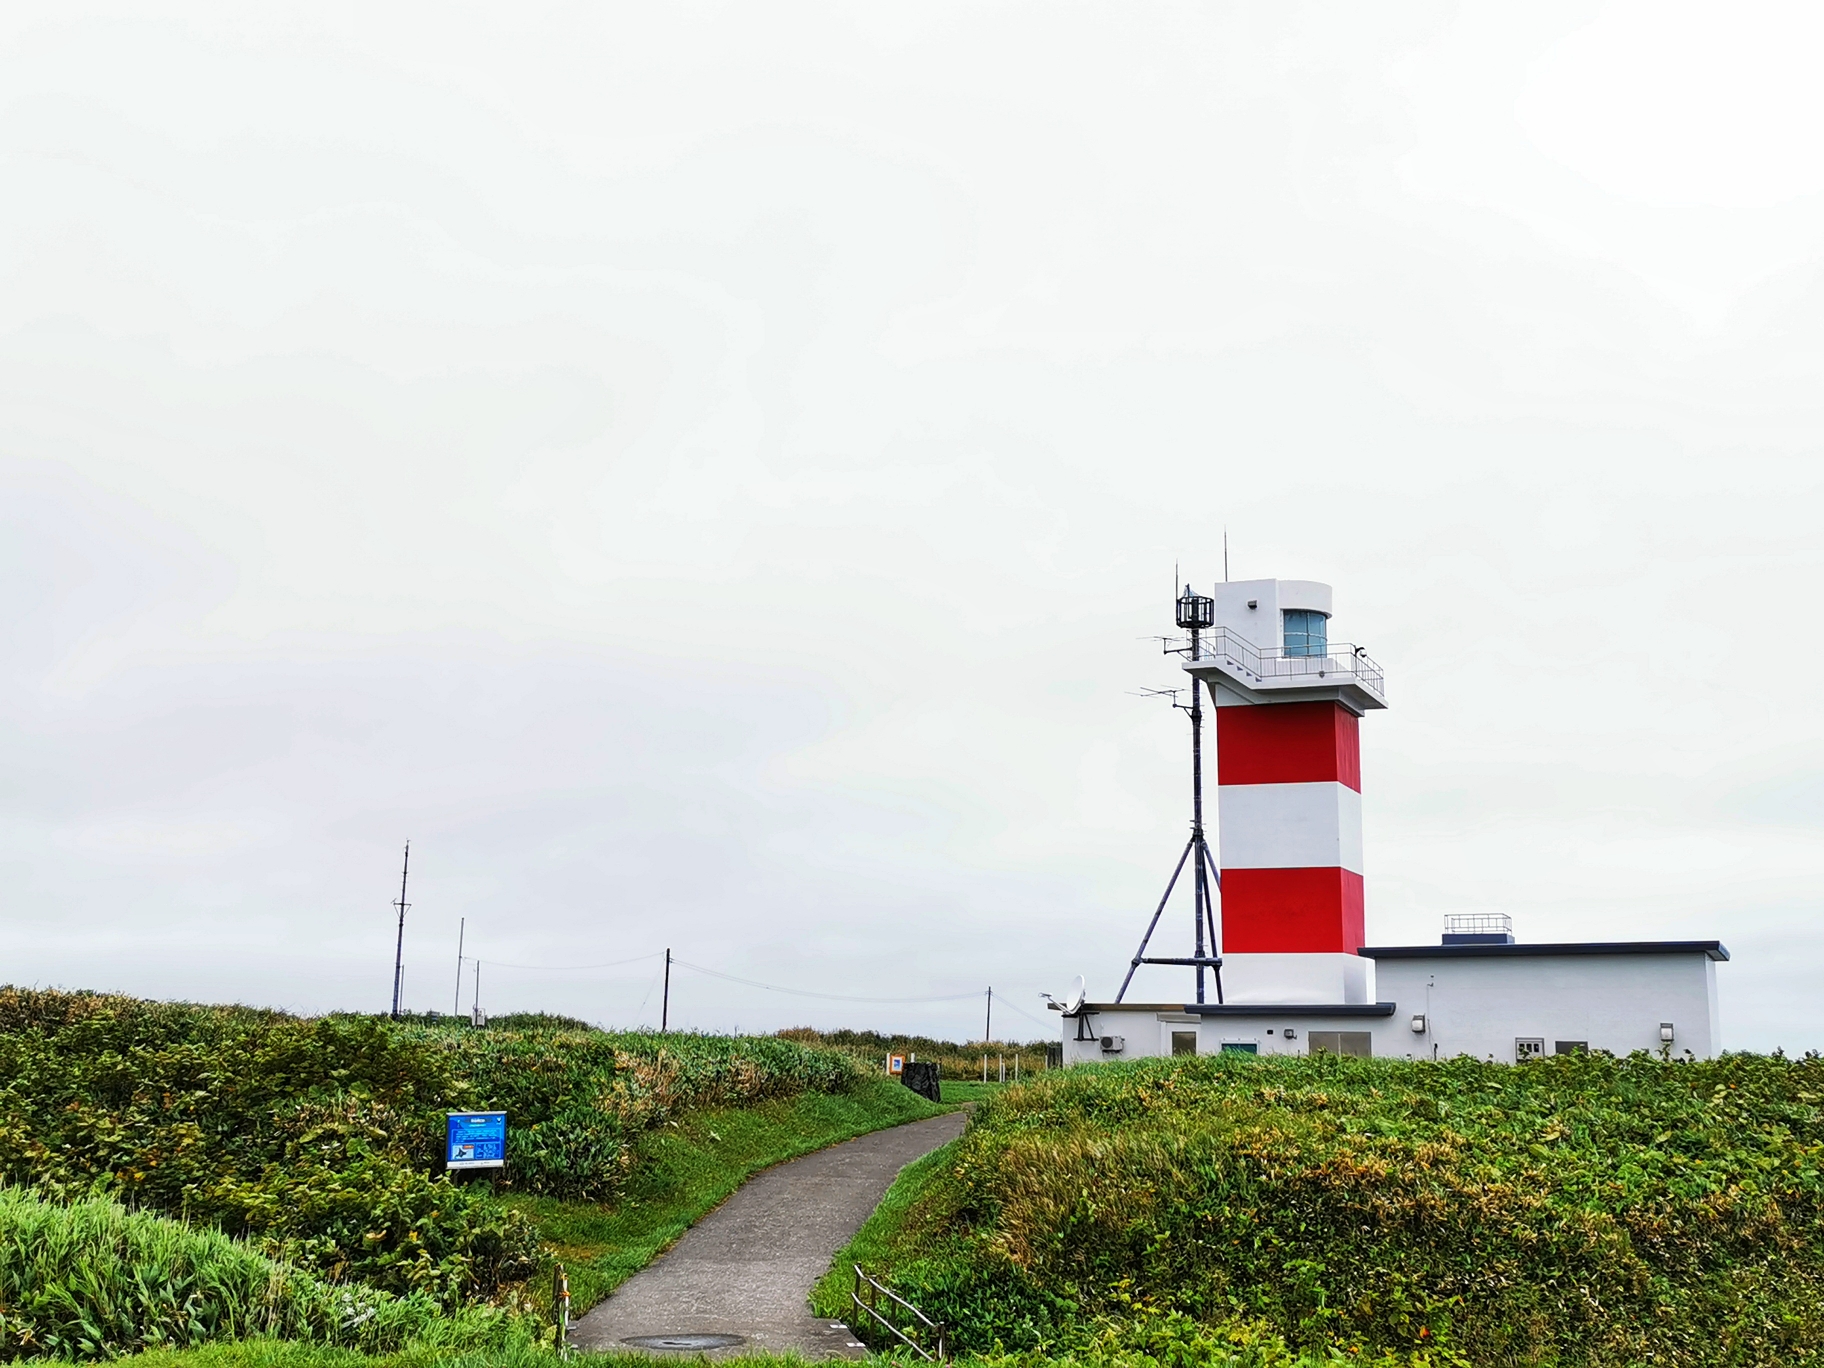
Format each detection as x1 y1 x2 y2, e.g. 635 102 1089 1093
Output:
446 1111 507 1170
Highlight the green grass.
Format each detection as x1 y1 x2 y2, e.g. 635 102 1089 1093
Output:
117 1347 830 1368
836 1051 1824 1367
811 1137 959 1323
939 1079 1012 1103
0 1188 509 1362
819 1145 1445 1368
500 1076 943 1314
0 986 879 1311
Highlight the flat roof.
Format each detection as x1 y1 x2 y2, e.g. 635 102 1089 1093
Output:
1358 940 1729 962
1185 1001 1396 1018
1081 1001 1396 1017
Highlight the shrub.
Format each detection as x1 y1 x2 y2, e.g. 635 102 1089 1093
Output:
0 989 863 1306
439 1026 865 1200
857 1051 1824 1366
0 992 535 1307
778 1026 1047 1081
0 1187 509 1362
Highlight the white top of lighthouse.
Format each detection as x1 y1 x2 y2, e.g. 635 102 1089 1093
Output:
1181 577 1387 715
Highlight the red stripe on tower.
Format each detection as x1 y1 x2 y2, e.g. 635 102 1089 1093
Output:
1218 868 1365 954
1216 701 1360 791
1216 701 1365 954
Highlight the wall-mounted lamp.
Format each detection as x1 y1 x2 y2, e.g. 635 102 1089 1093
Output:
1246 599 1258 609
1410 1013 1427 1033
1659 1022 1675 1044
1282 1028 1297 1040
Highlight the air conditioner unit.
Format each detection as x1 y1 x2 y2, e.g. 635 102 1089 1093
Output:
1100 1035 1125 1054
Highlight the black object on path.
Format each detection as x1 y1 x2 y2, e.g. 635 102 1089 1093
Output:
901 1061 940 1103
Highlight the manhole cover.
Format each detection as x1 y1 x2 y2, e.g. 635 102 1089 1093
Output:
622 1334 747 1352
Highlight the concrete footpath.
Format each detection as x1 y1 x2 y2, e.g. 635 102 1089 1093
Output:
568 1110 968 1359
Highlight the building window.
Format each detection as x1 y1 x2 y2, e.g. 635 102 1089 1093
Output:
1171 1031 1197 1057
1283 609 1329 657
1308 1031 1372 1058
1220 1041 1259 1054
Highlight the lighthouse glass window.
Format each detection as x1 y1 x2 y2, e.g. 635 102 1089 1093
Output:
1282 609 1328 657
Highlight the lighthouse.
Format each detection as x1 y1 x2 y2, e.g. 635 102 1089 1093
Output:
1188 579 1385 1005
1055 573 1727 1063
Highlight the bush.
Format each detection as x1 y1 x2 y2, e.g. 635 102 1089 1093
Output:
854 1051 1824 1366
777 1026 1047 1081
0 988 864 1305
0 992 536 1307
440 1026 865 1200
0 1187 509 1362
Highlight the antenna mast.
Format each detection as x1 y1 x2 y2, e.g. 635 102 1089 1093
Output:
390 841 411 1019
1117 585 1224 1005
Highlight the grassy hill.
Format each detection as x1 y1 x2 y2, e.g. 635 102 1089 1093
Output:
0 1188 504 1361
0 987 940 1361
816 1049 1824 1367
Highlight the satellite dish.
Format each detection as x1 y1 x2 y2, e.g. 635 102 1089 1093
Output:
1063 975 1087 1015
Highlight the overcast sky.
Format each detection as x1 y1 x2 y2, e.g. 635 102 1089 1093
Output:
4 3 1821 1049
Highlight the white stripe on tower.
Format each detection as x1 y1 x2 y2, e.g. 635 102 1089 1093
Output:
1217 781 1363 873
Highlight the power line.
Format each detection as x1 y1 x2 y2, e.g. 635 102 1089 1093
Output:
672 958 986 1005
475 950 666 972
449 944 1048 1017
993 995 1054 1031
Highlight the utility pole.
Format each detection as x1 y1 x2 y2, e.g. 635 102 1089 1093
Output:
390 842 411 1019
984 986 993 1043
453 917 465 1017
661 948 671 1031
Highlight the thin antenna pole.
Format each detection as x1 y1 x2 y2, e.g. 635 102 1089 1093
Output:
1191 673 1207 1004
390 842 411 1019
1223 528 1229 583
1121 583 1223 1005
473 958 481 1022
453 917 465 1017
661 948 671 1032
984 986 993 1044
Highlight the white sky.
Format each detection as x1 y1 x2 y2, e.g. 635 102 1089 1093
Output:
3 3 1820 1049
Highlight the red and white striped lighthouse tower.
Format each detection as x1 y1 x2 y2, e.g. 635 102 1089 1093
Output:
1184 579 1386 1004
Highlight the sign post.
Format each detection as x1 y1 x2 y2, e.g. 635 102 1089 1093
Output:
446 1111 507 1172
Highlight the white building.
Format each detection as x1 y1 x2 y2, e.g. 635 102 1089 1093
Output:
1063 578 1728 1063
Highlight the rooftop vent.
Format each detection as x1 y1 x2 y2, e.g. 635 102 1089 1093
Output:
1443 912 1514 946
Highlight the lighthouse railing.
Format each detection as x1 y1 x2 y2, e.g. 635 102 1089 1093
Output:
1177 629 1386 701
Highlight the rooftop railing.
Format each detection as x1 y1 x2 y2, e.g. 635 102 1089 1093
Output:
1173 627 1387 701
1445 912 1513 938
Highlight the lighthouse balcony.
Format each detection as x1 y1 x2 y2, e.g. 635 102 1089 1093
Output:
1178 627 1388 712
